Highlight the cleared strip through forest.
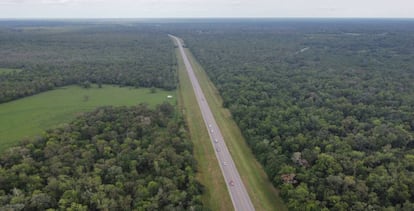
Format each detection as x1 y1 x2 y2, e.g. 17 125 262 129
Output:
171 35 287 211
171 34 255 211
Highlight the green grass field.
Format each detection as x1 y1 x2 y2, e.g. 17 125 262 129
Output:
181 47 287 210
0 68 22 75
0 85 175 152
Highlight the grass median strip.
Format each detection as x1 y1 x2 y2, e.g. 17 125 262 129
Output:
183 48 287 211
174 45 233 210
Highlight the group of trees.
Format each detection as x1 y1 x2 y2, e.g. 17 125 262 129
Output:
0 21 209 210
0 22 177 103
2 19 414 210
175 20 414 210
0 104 203 210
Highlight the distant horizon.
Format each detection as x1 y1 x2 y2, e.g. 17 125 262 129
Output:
1 17 414 20
1 0 412 19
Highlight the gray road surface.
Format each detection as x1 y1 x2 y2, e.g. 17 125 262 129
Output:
170 35 255 211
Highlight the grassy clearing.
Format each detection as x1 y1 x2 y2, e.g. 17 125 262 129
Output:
0 84 175 152
174 47 233 210
183 48 287 211
0 68 22 75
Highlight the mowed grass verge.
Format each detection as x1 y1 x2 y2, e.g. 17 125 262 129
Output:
0 84 175 152
173 44 233 210
183 48 287 211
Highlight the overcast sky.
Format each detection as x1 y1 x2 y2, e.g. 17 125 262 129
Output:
0 0 413 19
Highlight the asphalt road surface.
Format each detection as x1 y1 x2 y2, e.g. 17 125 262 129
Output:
170 35 255 211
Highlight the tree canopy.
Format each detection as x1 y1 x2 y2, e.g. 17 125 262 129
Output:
0 104 203 210
0 22 177 103
173 20 414 210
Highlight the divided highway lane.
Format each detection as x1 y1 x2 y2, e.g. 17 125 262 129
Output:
170 35 255 211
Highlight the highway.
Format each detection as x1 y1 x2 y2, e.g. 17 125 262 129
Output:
170 35 255 211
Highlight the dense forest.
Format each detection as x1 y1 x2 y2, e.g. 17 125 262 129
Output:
2 19 414 210
0 104 203 210
174 20 414 210
0 21 176 103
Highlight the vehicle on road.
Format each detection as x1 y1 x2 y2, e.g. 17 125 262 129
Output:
172 35 254 210
214 139 218 143
223 161 228 166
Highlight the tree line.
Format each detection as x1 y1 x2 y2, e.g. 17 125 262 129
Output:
0 22 177 103
0 104 203 210
174 20 414 210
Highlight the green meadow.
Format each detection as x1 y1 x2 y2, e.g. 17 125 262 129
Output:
0 85 175 152
0 68 22 75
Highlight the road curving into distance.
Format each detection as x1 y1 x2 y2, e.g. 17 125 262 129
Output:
170 35 255 211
